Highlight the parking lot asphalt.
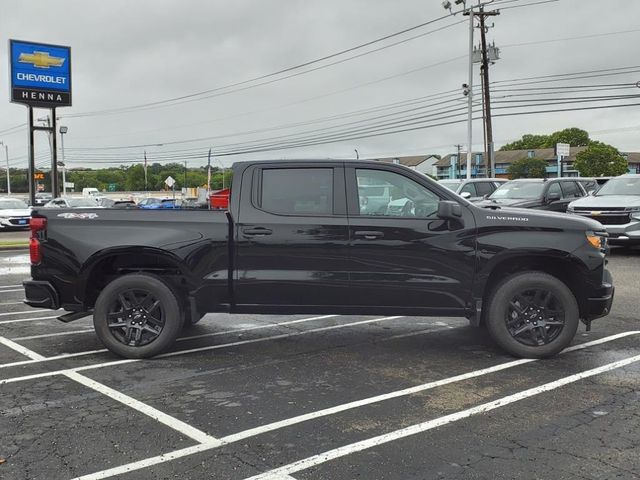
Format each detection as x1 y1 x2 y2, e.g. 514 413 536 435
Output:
0 248 638 480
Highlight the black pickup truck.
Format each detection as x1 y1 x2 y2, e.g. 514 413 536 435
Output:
24 160 614 359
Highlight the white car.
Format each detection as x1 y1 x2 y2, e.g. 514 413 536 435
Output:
0 198 32 229
43 197 105 209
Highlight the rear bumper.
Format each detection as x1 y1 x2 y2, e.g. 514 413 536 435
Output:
586 268 614 320
23 280 59 309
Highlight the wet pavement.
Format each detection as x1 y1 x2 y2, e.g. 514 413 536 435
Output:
0 248 638 480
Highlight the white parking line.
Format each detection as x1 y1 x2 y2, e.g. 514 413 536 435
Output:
10 328 94 341
0 308 52 317
0 348 109 369
0 301 25 306
0 315 59 324
0 335 46 360
245 352 640 480
0 315 58 325
5 314 336 342
65 371 221 445
158 316 403 359
0 334 222 446
65 331 640 480
178 315 338 341
0 315 400 370
0 284 23 289
0 289 24 293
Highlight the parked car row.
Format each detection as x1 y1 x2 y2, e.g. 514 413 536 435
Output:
439 174 639 245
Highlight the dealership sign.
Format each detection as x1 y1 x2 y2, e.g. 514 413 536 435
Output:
9 39 72 107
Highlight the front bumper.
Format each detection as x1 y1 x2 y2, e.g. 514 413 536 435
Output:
0 217 30 228
586 268 614 320
23 280 59 309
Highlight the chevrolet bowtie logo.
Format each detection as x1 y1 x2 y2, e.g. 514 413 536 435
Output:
18 51 65 69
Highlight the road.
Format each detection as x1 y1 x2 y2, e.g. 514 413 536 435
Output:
0 248 638 480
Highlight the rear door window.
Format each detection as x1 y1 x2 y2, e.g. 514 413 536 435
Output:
475 182 494 197
260 168 333 215
561 181 582 198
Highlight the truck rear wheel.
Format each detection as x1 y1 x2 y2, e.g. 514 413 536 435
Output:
93 274 184 358
485 271 579 358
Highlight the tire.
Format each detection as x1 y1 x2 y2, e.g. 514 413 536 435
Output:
485 271 579 359
93 274 184 358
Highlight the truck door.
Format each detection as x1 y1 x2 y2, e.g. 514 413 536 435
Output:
234 163 350 309
345 165 476 314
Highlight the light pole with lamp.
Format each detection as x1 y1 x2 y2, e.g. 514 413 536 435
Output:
0 142 9 195
59 126 68 196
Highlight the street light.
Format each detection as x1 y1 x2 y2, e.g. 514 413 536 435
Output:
0 141 9 195
59 126 68 196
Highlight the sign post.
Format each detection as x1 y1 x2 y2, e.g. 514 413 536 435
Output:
9 39 72 205
165 176 176 202
556 143 570 178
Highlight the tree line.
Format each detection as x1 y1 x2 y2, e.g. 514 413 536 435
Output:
502 127 629 179
0 162 230 194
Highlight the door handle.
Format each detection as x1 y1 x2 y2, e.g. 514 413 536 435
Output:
242 227 273 237
354 230 384 240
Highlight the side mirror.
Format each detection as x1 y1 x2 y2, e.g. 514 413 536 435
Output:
546 192 561 203
460 191 472 199
437 200 462 220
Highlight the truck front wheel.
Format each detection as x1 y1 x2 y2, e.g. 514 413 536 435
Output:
485 271 579 358
93 274 184 358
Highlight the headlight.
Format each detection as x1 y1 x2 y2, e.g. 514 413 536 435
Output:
632 212 640 221
585 231 605 250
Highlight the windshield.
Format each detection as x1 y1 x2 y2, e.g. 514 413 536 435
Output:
490 182 545 199
439 180 462 191
68 198 99 207
0 200 29 209
595 177 640 196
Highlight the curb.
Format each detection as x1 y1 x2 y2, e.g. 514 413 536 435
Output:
0 244 29 251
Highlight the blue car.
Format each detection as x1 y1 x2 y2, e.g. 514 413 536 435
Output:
138 198 180 209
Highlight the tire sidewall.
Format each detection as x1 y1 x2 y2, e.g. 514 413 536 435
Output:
94 274 183 358
486 272 579 358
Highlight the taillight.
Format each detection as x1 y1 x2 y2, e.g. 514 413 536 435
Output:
29 217 47 265
30 217 47 237
29 238 42 264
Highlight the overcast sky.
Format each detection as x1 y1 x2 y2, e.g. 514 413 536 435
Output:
1 0 639 170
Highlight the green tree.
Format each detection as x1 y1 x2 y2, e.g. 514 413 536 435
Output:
507 157 548 179
574 144 629 177
500 134 550 151
547 127 590 148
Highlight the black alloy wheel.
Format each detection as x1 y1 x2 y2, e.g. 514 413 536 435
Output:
485 271 579 359
506 288 565 347
107 289 165 347
94 274 184 358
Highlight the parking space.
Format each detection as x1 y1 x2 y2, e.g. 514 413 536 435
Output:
0 248 639 480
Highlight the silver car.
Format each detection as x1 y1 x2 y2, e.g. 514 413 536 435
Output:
568 174 640 244
439 178 508 201
0 198 31 229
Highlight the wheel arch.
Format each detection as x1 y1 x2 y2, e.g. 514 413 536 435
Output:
80 247 193 309
475 251 590 323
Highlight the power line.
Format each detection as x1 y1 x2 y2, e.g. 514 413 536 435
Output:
60 14 463 119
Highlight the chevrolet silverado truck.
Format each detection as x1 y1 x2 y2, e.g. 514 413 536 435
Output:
568 174 640 245
23 160 614 359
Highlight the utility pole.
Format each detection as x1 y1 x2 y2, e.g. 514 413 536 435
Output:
0 142 9 195
463 7 475 179
477 5 500 177
455 144 463 179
